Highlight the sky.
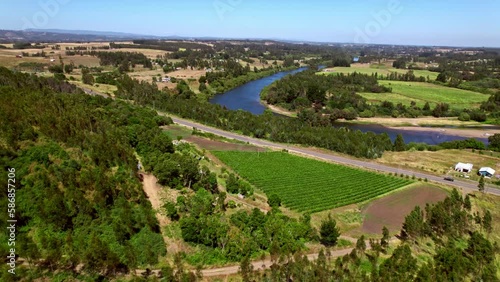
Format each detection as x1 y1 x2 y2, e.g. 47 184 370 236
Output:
0 0 499 47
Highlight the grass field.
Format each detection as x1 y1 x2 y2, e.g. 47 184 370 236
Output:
318 65 440 80
212 151 413 213
377 149 500 182
360 81 489 109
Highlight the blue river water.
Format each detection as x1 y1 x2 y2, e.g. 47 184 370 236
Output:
209 68 489 145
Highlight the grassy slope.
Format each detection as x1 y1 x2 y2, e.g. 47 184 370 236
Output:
369 81 489 109
318 66 439 80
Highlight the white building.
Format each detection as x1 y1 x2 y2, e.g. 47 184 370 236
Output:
479 167 496 178
455 163 473 173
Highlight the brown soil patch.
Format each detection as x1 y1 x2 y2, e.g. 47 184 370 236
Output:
142 173 187 254
185 135 266 152
361 185 448 235
142 174 169 226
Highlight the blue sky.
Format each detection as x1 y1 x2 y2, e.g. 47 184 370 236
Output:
0 0 498 47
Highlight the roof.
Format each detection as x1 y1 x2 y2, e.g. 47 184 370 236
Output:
479 167 496 175
455 162 473 169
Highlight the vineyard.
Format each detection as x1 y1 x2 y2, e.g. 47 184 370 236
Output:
213 151 413 213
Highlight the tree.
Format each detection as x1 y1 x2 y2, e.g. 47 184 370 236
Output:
379 245 418 281
217 192 227 212
164 201 179 221
400 206 425 240
464 194 472 211
267 193 281 208
478 175 485 193
432 103 449 117
436 71 449 83
423 102 431 111
465 231 495 278
458 112 471 121
482 210 492 233
381 226 390 252
392 58 406 69
488 133 500 150
239 255 254 282
226 173 240 194
393 134 406 152
81 68 94 85
319 214 340 247
119 59 130 73
355 235 366 253
64 63 74 74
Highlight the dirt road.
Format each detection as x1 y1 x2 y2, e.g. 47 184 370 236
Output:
201 248 353 277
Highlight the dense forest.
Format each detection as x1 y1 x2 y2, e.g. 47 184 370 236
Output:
0 67 215 280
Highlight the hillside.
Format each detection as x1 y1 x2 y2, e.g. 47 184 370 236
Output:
0 67 177 279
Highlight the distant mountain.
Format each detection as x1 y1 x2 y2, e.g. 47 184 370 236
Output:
0 29 176 43
0 28 344 47
25 28 161 39
0 29 325 45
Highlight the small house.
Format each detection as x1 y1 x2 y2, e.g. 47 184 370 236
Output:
162 77 171 83
455 162 473 173
478 167 496 178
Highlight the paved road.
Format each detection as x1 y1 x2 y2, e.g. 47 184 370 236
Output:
171 117 500 197
76 86 499 196
77 88 499 277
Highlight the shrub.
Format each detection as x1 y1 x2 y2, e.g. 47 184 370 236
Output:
458 112 471 121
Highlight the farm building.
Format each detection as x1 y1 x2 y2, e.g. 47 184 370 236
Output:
478 167 496 178
455 162 473 173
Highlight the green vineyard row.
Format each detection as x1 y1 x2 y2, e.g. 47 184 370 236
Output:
213 151 413 213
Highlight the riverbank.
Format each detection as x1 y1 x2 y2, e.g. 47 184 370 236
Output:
346 117 499 139
262 105 499 139
384 125 498 139
208 66 299 96
263 102 297 117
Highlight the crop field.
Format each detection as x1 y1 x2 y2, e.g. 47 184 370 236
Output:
359 81 489 109
361 184 448 234
213 151 413 213
319 65 439 80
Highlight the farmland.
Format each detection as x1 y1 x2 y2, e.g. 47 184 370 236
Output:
213 151 413 213
360 80 490 109
319 65 440 80
360 184 448 235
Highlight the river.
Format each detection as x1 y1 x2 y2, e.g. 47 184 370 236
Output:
209 68 489 145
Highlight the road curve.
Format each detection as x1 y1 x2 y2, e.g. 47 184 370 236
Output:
76 89 499 277
75 86 499 197
171 116 500 197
